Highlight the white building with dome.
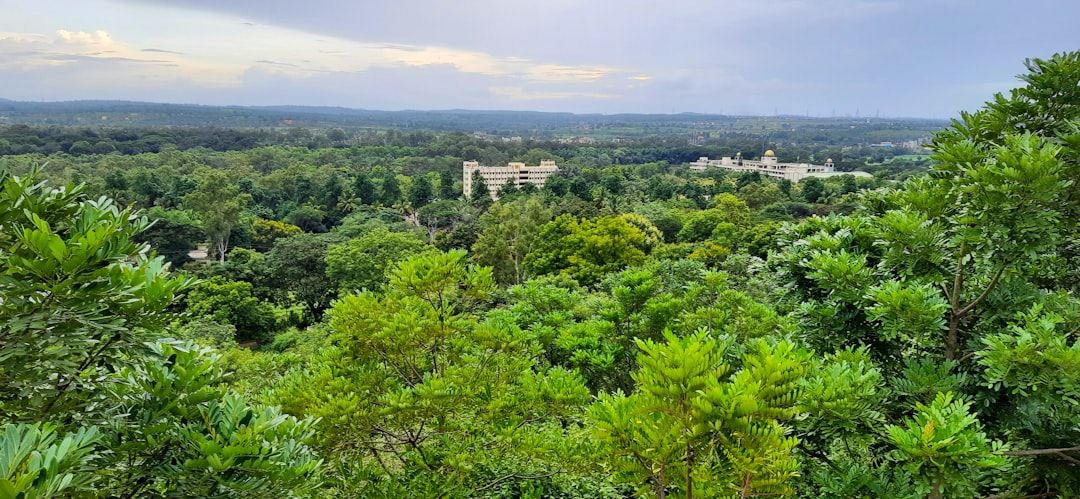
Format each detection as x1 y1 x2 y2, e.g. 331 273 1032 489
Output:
689 150 871 182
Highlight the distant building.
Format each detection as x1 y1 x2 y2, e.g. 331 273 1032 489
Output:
900 138 933 151
463 160 560 200
689 150 871 182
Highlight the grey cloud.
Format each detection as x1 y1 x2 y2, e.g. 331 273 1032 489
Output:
42 54 172 64
12 0 1080 116
141 48 184 55
255 59 298 67
370 43 424 53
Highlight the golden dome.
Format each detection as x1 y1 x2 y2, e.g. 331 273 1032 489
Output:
826 158 833 162
763 150 775 157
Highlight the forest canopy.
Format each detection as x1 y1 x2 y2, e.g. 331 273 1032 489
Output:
1 51 1078 498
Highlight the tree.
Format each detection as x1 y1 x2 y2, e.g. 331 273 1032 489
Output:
129 168 165 206
635 202 683 243
408 174 434 207
0 167 194 419
472 198 553 285
352 172 376 205
183 168 249 263
265 233 346 319
438 169 456 200
251 217 303 251
380 174 402 205
320 173 346 212
68 140 95 156
772 51 1080 496
737 181 784 210
543 173 570 197
0 423 101 497
647 175 678 200
328 127 347 144
416 199 470 243
470 174 492 204
270 250 596 495
678 208 740 243
886 392 1007 499
325 228 429 292
498 177 519 198
591 332 809 498
136 207 203 267
184 276 279 343
284 205 327 233
525 215 650 286
800 176 825 203
569 176 591 200
0 169 321 497
94 340 321 497
600 172 625 212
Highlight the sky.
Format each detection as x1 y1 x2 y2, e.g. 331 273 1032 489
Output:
0 0 1076 117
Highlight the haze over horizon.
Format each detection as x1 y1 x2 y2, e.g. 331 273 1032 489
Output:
1 0 1076 119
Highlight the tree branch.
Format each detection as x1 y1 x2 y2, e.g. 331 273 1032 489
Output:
985 494 1056 499
958 267 1004 318
950 240 966 311
475 469 562 492
1054 451 1080 466
1002 446 1080 456
796 442 840 472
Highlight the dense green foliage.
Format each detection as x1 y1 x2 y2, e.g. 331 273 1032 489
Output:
0 169 320 497
2 51 1079 498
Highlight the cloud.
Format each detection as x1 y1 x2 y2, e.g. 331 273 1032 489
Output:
1 23 636 98
0 29 243 85
141 48 184 55
255 60 298 67
489 87 616 101
2 0 1078 116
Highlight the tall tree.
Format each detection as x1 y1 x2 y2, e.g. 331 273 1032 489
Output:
0 169 320 497
379 174 403 206
525 214 651 286
352 172 376 205
183 168 249 263
469 174 492 205
265 232 346 319
438 169 456 200
408 174 434 208
0 167 193 419
271 250 595 496
591 332 809 499
325 228 429 292
800 176 825 203
773 50 1080 496
497 177 519 198
472 198 553 285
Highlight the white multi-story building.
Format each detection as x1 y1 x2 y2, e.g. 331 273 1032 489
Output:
689 150 870 182
463 160 560 200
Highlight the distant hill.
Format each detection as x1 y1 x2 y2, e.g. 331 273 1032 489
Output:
0 99 947 136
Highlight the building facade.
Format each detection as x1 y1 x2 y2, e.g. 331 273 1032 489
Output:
689 150 870 182
463 160 560 200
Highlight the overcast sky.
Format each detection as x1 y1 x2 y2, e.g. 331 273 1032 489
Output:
1 0 1076 117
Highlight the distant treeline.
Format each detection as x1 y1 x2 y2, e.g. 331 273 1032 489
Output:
0 99 945 139
0 124 930 180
